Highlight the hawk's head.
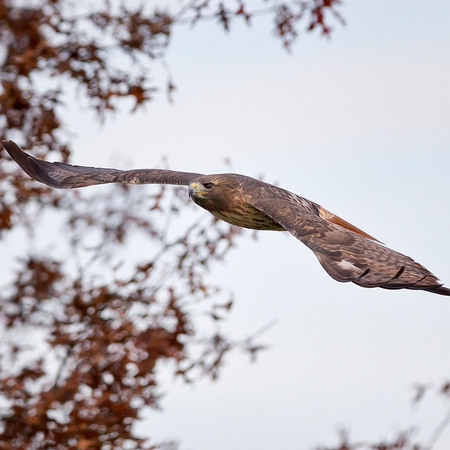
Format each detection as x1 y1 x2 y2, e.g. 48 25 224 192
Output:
188 174 285 231
188 174 244 212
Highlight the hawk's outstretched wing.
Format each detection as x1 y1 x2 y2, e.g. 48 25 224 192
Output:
2 140 202 188
4 140 449 296
249 197 450 295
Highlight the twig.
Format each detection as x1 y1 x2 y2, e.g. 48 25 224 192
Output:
427 408 450 449
53 344 73 388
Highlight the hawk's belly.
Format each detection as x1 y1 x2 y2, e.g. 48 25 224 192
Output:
211 208 285 231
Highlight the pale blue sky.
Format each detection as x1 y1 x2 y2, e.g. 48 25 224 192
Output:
7 1 450 449
127 2 450 448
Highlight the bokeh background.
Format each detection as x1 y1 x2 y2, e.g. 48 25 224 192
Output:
2 1 450 448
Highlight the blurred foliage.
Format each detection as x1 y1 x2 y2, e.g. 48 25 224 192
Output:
0 180 254 448
315 381 450 449
3 1 448 449
0 1 343 447
0 0 344 234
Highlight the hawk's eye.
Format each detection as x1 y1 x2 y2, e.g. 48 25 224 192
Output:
203 182 214 190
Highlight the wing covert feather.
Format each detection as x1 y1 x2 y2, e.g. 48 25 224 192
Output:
248 180 381 242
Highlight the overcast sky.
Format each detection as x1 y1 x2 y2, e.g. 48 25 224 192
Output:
10 1 450 449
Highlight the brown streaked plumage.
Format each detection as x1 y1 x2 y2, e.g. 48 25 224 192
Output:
3 139 449 296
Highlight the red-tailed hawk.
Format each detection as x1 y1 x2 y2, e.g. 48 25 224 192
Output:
3 140 449 296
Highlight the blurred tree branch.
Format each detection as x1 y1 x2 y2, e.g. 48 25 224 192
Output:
0 0 344 234
316 380 450 450
4 1 341 446
0 180 254 448
1 1 448 449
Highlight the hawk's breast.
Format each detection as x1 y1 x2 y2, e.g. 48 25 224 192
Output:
211 205 285 231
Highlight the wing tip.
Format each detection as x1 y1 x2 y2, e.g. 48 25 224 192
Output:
2 139 16 157
428 284 450 296
2 139 28 163
2 140 62 188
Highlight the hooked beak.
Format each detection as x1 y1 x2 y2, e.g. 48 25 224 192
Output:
188 182 206 198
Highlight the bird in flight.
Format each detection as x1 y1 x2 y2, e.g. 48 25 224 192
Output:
2 140 449 296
